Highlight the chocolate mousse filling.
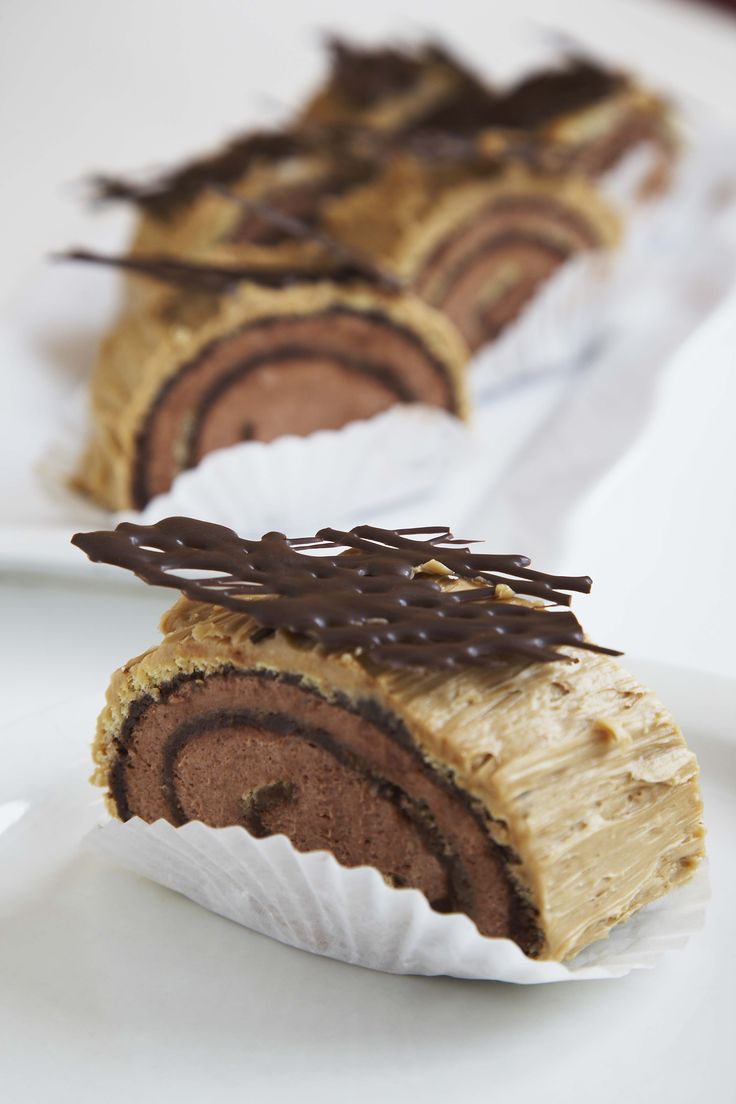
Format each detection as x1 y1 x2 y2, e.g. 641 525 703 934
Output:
111 667 542 953
131 306 457 507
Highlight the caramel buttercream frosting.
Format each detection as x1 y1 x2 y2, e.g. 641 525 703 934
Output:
73 520 705 962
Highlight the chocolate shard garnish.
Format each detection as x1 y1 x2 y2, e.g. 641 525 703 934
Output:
72 518 619 670
57 248 400 294
323 36 434 108
489 56 626 131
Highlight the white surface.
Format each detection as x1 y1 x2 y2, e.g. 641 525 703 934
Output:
0 653 731 1102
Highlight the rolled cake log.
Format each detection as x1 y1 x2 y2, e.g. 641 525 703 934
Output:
325 158 619 351
74 520 705 963
74 271 469 510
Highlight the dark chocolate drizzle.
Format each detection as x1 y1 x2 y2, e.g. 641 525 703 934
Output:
72 519 619 670
58 247 402 294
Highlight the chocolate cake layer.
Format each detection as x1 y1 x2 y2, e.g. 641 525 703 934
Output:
76 282 468 511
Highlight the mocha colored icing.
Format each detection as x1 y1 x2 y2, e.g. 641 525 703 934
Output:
72 519 618 671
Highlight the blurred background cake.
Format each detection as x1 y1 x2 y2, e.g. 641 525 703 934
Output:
67 36 687 509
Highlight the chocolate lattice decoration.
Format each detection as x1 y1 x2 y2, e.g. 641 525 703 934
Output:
72 518 620 670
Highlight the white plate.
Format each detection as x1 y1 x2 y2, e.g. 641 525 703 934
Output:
0 657 732 1103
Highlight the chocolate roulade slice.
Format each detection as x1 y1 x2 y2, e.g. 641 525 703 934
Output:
73 520 705 962
74 270 469 510
326 159 619 351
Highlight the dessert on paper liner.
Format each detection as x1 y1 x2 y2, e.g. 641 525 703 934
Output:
73 519 707 984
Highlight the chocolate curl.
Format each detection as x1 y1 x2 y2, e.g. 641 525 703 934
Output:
72 518 620 671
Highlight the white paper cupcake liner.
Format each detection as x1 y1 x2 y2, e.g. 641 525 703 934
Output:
88 816 708 984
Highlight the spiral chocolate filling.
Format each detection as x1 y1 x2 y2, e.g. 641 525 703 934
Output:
111 667 541 952
414 197 601 350
132 307 457 507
